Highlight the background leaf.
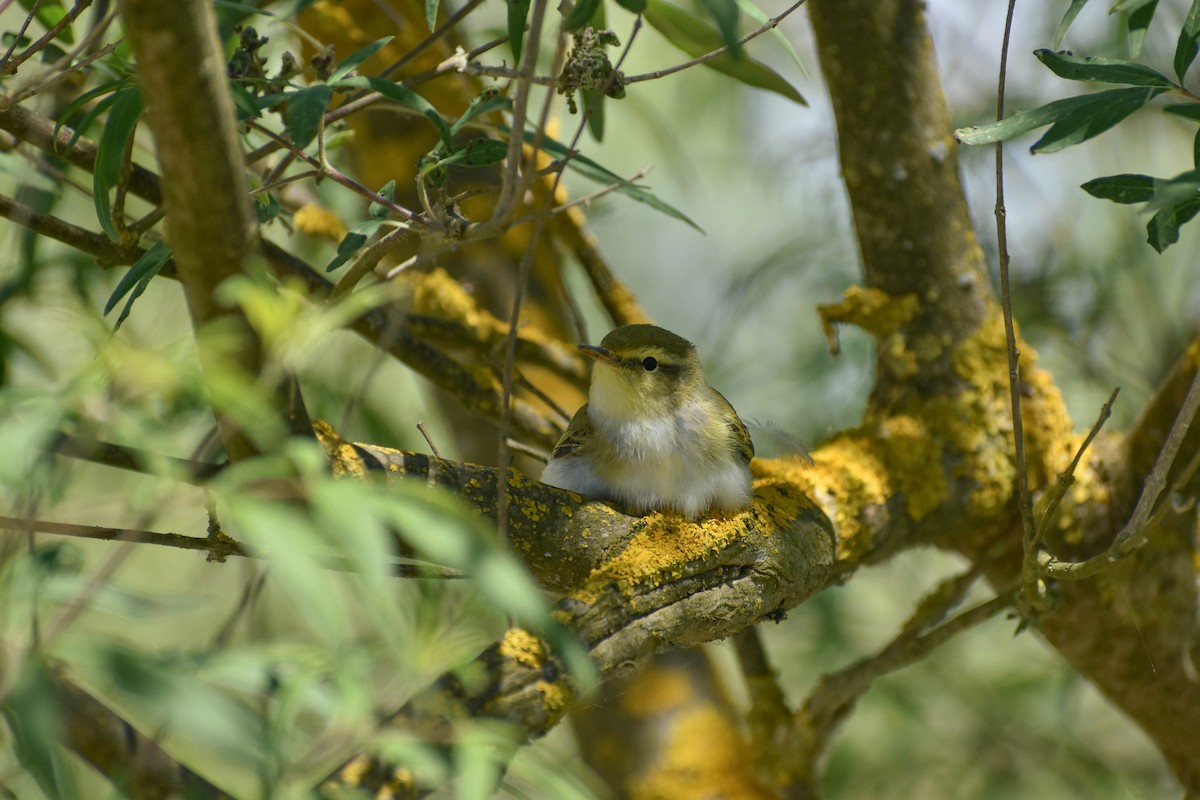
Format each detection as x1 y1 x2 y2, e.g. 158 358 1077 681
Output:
1054 0 1092 48
507 0 532 62
104 242 173 330
283 84 333 150
93 84 143 241
1175 0 1200 80
1080 174 1155 204
328 35 394 81
335 76 451 149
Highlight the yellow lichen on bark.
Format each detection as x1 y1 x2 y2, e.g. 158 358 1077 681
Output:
313 418 369 478
293 203 347 243
874 414 948 519
498 628 546 669
572 506 765 604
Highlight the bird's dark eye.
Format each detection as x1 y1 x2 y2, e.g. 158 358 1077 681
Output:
641 357 658 372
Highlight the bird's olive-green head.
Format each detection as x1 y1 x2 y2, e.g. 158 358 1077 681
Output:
580 324 706 421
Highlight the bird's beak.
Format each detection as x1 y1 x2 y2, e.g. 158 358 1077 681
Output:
578 344 617 365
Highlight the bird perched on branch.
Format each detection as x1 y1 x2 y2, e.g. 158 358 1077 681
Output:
541 324 754 519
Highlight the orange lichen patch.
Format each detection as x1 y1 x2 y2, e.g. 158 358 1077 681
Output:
619 665 694 717
629 706 777 800
572 506 761 604
313 419 369 478
293 203 347 243
498 628 546 669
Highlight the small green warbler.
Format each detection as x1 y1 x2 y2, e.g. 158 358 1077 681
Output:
541 324 755 518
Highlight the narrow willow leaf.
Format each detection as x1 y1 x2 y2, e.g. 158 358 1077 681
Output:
328 35 394 82
450 89 512 136
335 75 452 149
507 0 532 62
512 127 703 230
228 80 262 121
106 242 172 330
284 84 333 149
615 0 647 12
955 87 1163 150
425 0 439 29
1175 0 1200 80
1127 0 1158 58
1148 197 1200 252
94 84 142 242
1032 86 1164 152
54 80 123 151
1080 173 1155 203
643 0 804 105
1 657 79 800
582 88 606 141
1164 102 1200 120
326 220 384 272
697 0 742 58
1054 0 1092 48
566 0 603 32
1034 48 1174 87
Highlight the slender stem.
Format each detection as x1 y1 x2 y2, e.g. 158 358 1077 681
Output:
623 0 808 84
993 0 1040 612
0 0 93 79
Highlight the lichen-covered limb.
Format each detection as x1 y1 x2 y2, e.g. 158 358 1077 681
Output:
809 0 1200 791
324 448 840 796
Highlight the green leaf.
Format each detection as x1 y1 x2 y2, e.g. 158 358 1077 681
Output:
329 35 394 82
697 0 742 58
284 83 333 150
369 180 397 219
1034 48 1174 87
1054 0 1092 48
643 0 805 105
1080 173 1155 203
1175 0 1200 80
1164 102 1200 121
1126 0 1158 58
566 0 604 32
335 75 452 150
582 88 606 141
1 656 78 800
616 0 647 12
228 79 262 121
954 87 1164 152
443 137 509 167
326 220 384 272
425 0 440 29
105 242 172 330
450 89 512 136
513 126 703 230
54 79 124 151
1032 86 1163 152
1148 197 1200 252
1194 127 1200 169
94 84 142 242
507 0 532 62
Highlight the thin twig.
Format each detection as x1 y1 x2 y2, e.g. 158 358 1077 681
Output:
508 164 653 228
417 422 443 458
993 0 1040 613
330 222 411 298
378 0 488 81
1041 369 1200 580
505 437 548 462
0 516 465 579
623 0 809 84
1032 387 1120 550
49 432 224 482
0 0 93 79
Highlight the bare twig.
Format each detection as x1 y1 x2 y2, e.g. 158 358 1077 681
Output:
0 516 465 579
623 0 809 84
1041 369 1200 580
329 223 411 299
992 0 1041 613
0 0 93 79
49 432 224 482
417 421 443 458
1032 387 1120 549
